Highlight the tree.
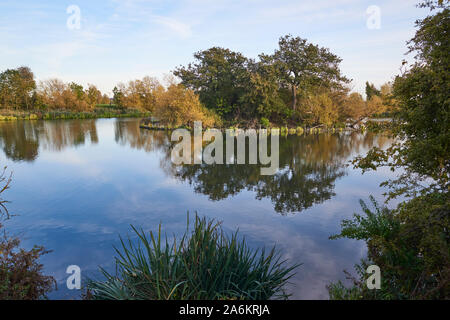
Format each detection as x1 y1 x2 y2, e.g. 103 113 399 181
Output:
365 82 381 100
300 92 338 127
121 77 163 111
330 0 450 300
174 47 250 119
366 95 385 116
340 92 366 121
0 67 36 110
69 82 85 101
37 78 66 109
265 35 349 112
153 84 220 128
85 84 103 107
38 79 90 111
112 86 124 107
356 0 449 194
239 60 286 122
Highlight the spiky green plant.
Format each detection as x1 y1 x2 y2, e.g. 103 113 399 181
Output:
87 214 299 300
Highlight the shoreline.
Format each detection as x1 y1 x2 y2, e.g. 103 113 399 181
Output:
139 123 366 135
0 109 150 121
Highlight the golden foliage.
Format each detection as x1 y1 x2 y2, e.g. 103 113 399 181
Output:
301 93 338 127
38 79 91 111
116 76 164 111
154 84 220 128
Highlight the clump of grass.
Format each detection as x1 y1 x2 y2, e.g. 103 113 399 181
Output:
87 214 299 300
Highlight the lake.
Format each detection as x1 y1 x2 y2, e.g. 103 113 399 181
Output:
0 118 396 299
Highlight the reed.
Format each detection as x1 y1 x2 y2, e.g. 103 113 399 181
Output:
87 214 299 300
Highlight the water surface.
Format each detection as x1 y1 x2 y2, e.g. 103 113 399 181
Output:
0 118 395 299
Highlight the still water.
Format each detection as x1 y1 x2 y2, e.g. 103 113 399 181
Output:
0 118 395 299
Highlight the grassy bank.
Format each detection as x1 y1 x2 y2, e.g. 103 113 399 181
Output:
0 106 150 121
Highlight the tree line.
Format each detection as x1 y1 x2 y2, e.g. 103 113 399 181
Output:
1 34 396 127
0 67 219 125
174 35 397 127
0 67 110 111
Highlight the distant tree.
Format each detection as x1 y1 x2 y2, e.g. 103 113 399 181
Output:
366 95 385 116
340 92 366 122
365 82 381 100
300 92 338 127
119 76 163 111
85 84 103 107
101 94 110 105
0 67 36 110
112 86 124 107
174 47 250 119
240 60 286 121
154 84 219 128
264 35 349 112
69 82 85 101
38 78 90 111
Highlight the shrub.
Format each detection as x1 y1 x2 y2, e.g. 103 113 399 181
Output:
260 117 270 128
0 236 55 300
87 214 299 300
154 84 220 128
328 195 450 300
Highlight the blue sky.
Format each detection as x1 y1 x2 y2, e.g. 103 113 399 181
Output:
0 0 428 96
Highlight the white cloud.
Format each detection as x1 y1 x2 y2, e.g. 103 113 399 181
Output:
154 16 192 38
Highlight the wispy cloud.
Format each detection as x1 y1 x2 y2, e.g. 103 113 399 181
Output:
154 16 192 38
0 0 427 95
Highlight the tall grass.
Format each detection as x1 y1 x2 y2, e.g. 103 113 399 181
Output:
87 214 299 300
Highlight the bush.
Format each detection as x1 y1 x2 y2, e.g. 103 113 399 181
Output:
154 84 221 128
260 117 270 128
328 195 450 300
87 214 299 300
0 236 55 300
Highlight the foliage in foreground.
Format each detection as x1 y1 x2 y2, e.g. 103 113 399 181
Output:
0 168 55 300
87 215 299 300
0 234 55 300
328 0 449 300
328 194 449 300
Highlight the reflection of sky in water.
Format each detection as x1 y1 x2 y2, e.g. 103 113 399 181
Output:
0 118 397 299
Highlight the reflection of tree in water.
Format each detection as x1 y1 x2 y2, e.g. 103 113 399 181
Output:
39 120 98 151
0 118 392 215
0 121 39 161
162 132 390 215
114 119 170 154
0 120 99 161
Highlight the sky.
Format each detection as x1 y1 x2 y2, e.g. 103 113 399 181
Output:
0 0 429 96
